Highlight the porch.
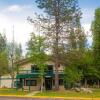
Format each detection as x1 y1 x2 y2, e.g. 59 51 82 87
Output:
16 70 64 91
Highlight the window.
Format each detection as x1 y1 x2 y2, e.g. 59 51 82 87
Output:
26 80 37 86
47 65 53 71
31 65 39 72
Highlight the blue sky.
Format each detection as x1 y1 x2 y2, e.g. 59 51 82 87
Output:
0 0 99 7
0 0 99 27
79 0 100 8
0 0 100 53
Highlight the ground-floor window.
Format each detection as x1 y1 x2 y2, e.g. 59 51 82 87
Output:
26 80 37 86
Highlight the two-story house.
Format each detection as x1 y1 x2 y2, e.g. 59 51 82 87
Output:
15 58 64 91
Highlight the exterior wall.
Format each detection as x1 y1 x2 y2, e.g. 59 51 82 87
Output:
53 64 64 71
19 61 64 71
0 75 16 88
45 61 64 71
23 78 65 91
23 78 41 91
0 60 64 89
1 79 12 88
19 63 32 70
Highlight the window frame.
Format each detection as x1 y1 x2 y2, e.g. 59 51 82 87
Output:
26 80 37 86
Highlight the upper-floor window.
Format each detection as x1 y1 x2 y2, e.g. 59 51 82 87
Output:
31 65 39 72
47 65 53 71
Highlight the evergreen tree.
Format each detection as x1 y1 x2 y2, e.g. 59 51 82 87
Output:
0 33 6 52
0 33 8 87
92 8 100 87
27 33 48 92
14 43 23 61
64 20 87 88
35 0 82 90
7 42 23 88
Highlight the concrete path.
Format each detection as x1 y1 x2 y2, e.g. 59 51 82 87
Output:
25 91 39 97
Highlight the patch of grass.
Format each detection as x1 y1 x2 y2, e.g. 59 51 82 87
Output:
0 88 30 95
35 89 100 98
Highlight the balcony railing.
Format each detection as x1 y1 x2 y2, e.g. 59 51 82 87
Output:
17 70 64 75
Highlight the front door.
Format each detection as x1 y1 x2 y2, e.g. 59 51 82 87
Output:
45 77 52 90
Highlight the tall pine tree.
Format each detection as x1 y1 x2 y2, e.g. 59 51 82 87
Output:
92 8 100 87
35 0 82 90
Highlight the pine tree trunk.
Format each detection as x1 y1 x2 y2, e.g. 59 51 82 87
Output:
97 80 100 88
84 78 87 88
55 60 59 90
41 76 44 92
11 78 14 88
54 0 60 91
0 76 1 87
11 75 14 88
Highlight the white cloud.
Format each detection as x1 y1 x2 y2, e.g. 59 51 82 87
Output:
0 12 34 54
82 23 92 46
2 5 31 13
7 5 23 12
81 8 95 24
0 4 95 54
82 24 91 32
81 8 94 46
0 4 36 55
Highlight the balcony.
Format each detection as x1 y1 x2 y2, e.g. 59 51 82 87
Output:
16 70 64 79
